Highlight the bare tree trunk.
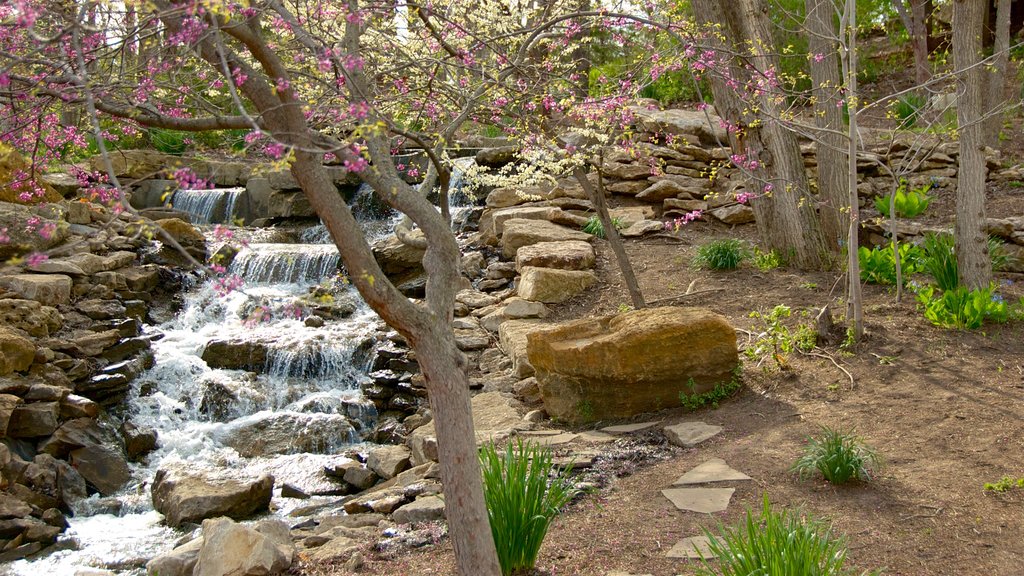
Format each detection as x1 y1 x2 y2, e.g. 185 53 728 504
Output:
953 0 992 290
573 167 645 308
895 0 933 85
693 0 827 269
805 0 848 255
842 0 864 340
983 0 1011 147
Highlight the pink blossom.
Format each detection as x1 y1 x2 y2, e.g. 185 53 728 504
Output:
25 252 48 266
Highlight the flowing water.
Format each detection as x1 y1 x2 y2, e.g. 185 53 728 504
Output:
13 165 478 575
13 236 381 575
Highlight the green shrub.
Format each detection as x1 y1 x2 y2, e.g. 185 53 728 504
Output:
746 305 816 370
697 494 874 576
694 238 747 270
893 93 928 128
480 440 577 576
915 284 1010 329
791 427 880 484
753 248 783 271
921 233 959 291
858 243 924 285
984 476 1024 493
582 215 624 239
149 128 189 155
874 181 933 218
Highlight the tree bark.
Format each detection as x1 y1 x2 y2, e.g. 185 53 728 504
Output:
895 0 933 85
691 0 827 269
983 0 1011 147
805 0 848 255
953 0 992 290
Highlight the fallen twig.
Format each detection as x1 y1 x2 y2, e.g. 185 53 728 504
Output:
803 349 856 389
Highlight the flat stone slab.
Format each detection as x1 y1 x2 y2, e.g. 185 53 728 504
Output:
601 421 661 435
529 432 578 446
666 535 715 559
673 458 752 485
663 422 723 448
520 429 565 436
661 487 734 513
577 430 616 443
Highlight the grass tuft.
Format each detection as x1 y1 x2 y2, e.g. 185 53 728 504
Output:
694 238 748 270
791 426 880 484
480 439 577 576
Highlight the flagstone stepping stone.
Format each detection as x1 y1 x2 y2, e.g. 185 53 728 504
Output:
601 421 661 434
577 430 616 443
663 422 723 448
661 487 734 513
672 458 752 485
520 429 564 436
529 432 578 446
666 535 714 559
552 451 599 470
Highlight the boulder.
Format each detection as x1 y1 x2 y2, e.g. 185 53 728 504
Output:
710 204 756 225
146 536 203 576
152 469 274 527
372 232 426 277
7 402 59 437
527 307 739 422
515 241 595 272
0 299 62 337
0 328 35 376
215 412 356 458
628 106 729 146
70 444 132 496
192 517 293 576
498 319 549 378
500 219 590 259
517 266 597 303
0 145 63 204
0 274 72 306
0 394 23 437
635 179 690 202
391 495 446 524
367 445 411 480
407 392 528 466
201 339 271 371
475 146 518 167
484 206 560 240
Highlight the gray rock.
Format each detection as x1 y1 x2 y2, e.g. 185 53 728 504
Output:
151 469 274 527
663 421 724 448
7 402 59 437
391 495 446 524
70 444 132 496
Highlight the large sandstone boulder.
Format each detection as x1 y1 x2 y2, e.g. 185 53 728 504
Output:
498 319 550 378
151 469 274 527
146 536 203 576
0 299 63 337
627 106 729 146
500 219 590 259
517 267 597 303
527 307 739 423
192 517 293 576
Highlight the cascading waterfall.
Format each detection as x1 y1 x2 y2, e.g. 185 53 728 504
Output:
14 233 381 575
169 187 245 224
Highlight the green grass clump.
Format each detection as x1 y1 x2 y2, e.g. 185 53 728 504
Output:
698 494 876 576
480 439 577 576
582 215 624 239
694 238 747 270
921 233 959 291
791 427 880 484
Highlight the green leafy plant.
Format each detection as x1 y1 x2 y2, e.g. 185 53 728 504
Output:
697 494 877 576
680 367 743 410
983 476 1024 493
582 215 624 239
915 284 1011 329
791 427 881 484
149 128 189 155
892 93 927 128
694 238 748 270
874 181 933 218
753 248 783 271
480 440 577 576
747 305 816 369
858 243 924 285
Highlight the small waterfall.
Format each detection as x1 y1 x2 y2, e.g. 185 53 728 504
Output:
228 243 340 284
170 188 245 224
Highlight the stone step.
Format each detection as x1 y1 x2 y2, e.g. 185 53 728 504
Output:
672 458 752 485
661 487 735 513
663 421 723 448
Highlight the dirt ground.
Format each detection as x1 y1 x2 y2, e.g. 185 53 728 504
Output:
299 181 1024 575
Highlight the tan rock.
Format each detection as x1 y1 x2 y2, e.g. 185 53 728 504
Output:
0 274 72 306
527 307 739 422
501 219 590 259
515 241 595 272
407 392 528 466
498 319 549 378
517 267 597 303
0 328 35 375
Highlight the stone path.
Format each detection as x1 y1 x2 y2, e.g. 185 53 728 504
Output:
518 418 751 575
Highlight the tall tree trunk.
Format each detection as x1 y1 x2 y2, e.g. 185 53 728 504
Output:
895 0 933 85
692 0 827 269
983 0 1011 147
953 0 993 290
842 0 864 340
805 0 848 255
